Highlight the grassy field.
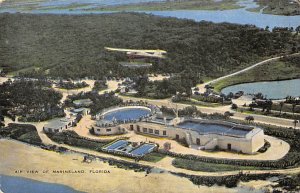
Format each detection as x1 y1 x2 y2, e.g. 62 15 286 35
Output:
142 152 166 162
7 66 40 76
0 0 241 12
269 103 300 113
85 0 241 11
172 158 264 172
248 0 300 16
237 107 300 121
213 55 300 92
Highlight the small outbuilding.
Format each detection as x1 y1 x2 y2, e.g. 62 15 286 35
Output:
43 118 73 133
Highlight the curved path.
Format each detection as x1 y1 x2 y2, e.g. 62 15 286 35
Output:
3 115 293 177
0 137 299 178
197 52 300 92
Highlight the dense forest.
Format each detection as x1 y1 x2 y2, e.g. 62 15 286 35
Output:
0 13 299 79
0 79 65 122
132 69 200 98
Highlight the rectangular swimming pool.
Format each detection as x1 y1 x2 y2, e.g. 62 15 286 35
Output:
130 144 156 157
105 140 128 151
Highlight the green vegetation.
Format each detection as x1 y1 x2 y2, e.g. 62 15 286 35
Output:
0 0 241 12
182 172 279 188
0 123 42 145
64 91 122 115
142 152 166 162
276 173 300 192
237 107 300 121
213 54 300 92
249 0 300 16
134 71 199 98
172 158 263 172
92 80 107 92
57 81 89 90
235 92 300 120
161 105 228 119
85 0 241 11
37 3 92 11
1 13 298 80
0 79 65 122
267 101 300 114
46 130 111 150
0 107 4 128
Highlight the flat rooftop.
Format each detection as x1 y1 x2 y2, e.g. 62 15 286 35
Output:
44 118 71 129
177 121 255 138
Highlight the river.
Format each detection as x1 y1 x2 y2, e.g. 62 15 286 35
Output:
0 0 299 29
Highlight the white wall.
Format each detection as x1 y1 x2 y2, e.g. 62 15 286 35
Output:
93 125 125 135
126 121 264 154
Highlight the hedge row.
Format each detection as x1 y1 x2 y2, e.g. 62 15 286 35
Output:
172 172 280 188
159 149 300 169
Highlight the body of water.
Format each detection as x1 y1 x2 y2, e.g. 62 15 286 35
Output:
0 0 300 29
221 79 300 99
103 107 151 121
144 9 300 29
0 175 83 193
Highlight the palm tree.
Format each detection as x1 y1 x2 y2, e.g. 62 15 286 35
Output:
296 25 300 35
249 103 256 111
266 100 273 113
293 120 299 129
245 116 254 123
279 101 284 116
224 111 232 120
292 103 296 115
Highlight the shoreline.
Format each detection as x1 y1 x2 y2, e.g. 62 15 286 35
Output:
1 139 252 193
217 77 300 95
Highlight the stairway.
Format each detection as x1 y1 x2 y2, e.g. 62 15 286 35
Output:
204 138 218 150
185 131 193 147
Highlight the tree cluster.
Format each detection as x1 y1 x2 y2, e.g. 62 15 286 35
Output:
57 80 89 90
0 79 64 122
1 13 298 79
65 91 123 115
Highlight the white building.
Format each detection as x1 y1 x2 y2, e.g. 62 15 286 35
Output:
93 119 126 135
126 118 264 154
43 118 73 133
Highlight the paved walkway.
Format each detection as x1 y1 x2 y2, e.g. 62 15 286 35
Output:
1 115 297 177
70 114 290 161
1 138 299 178
1 67 299 178
119 96 300 129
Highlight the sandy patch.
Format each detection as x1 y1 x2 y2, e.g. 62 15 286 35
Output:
1 139 240 193
148 74 170 82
